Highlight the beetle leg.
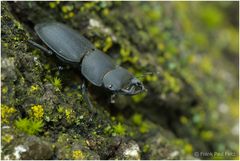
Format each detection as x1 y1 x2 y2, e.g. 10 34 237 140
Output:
110 94 116 103
81 81 97 123
81 81 94 111
28 40 53 55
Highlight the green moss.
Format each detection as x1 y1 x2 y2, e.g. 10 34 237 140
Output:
113 123 126 136
103 36 113 52
132 92 147 103
145 75 158 82
65 108 76 124
103 125 112 135
139 121 150 133
51 76 62 90
49 1 59 9
61 5 74 13
179 116 188 125
199 56 213 74
132 113 143 125
104 123 127 136
120 47 131 58
2 86 8 94
143 144 150 153
183 143 193 154
200 130 214 141
199 5 224 28
15 118 44 135
163 72 181 93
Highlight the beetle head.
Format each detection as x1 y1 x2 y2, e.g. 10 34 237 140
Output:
103 76 145 96
103 67 146 95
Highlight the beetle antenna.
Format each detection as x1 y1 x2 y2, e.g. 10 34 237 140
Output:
136 71 160 78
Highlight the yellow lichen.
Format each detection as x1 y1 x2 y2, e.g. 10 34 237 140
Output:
2 86 8 94
184 143 193 154
65 108 73 122
145 74 158 82
120 47 130 58
49 2 57 9
68 12 75 18
83 2 95 10
61 5 73 13
200 130 214 141
72 150 84 160
31 105 44 120
102 8 109 16
163 72 181 93
30 84 39 93
199 56 213 74
158 43 165 51
94 41 101 48
2 134 13 143
1 104 16 124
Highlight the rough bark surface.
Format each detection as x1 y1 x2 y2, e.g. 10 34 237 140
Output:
1 1 239 160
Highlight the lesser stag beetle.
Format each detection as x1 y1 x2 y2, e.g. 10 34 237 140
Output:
28 22 146 110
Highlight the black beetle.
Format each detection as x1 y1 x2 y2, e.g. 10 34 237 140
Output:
28 22 145 109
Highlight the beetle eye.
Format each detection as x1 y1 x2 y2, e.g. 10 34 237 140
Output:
109 85 113 89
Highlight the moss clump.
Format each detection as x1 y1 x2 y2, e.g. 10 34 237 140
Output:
64 108 76 123
183 143 193 154
132 93 147 103
143 144 150 153
179 115 188 125
200 130 214 141
104 123 127 136
103 36 113 52
49 1 60 9
131 113 150 134
15 118 44 135
113 123 126 136
2 86 8 94
132 113 143 125
139 121 150 134
50 76 62 91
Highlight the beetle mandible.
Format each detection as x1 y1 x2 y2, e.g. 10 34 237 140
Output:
28 22 145 109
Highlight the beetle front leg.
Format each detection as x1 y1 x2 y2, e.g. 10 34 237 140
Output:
81 81 97 122
28 40 53 55
110 94 116 103
81 80 94 111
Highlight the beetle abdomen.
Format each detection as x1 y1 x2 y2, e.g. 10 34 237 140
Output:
35 22 94 63
81 49 115 86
